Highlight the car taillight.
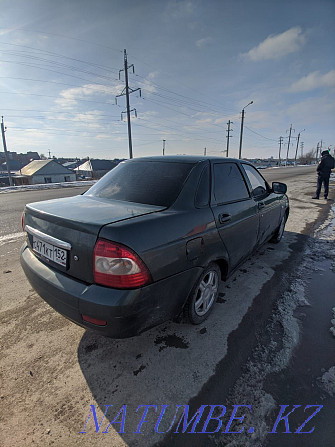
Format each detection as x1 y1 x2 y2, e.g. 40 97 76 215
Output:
21 212 25 231
93 238 152 289
82 315 107 326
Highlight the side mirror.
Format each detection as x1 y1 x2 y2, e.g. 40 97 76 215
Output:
252 185 267 197
272 182 287 194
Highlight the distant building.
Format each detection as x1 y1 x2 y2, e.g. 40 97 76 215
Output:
75 159 116 179
0 151 40 167
0 173 29 187
1 160 22 171
62 161 82 170
20 160 76 184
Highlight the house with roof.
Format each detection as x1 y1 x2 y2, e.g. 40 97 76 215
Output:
74 159 116 179
20 160 76 184
62 160 82 171
1 160 22 171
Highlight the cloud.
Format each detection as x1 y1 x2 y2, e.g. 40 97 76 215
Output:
165 1 195 19
290 70 335 92
242 27 306 61
287 96 335 126
196 37 213 48
136 73 158 95
69 110 106 130
95 134 113 140
55 83 122 108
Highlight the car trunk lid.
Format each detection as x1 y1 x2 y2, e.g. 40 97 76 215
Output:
24 195 165 283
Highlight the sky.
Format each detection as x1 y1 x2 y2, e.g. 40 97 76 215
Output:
0 0 334 161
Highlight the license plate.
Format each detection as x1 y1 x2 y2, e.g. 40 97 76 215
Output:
32 236 67 267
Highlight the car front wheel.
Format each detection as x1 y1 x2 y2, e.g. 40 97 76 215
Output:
270 214 286 244
185 263 220 324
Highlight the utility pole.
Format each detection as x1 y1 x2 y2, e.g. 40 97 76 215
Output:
278 136 284 166
1 116 13 186
162 139 166 156
294 129 305 164
300 141 304 158
238 101 253 159
116 49 141 159
315 142 320 163
226 120 233 157
285 124 295 166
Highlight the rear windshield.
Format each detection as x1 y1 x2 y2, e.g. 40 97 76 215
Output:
85 161 195 207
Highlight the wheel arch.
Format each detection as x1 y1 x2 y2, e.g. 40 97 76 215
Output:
213 258 229 281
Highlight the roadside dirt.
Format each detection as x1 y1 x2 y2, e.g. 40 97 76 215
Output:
0 171 333 447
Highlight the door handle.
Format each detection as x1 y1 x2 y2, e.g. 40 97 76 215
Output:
258 202 265 210
218 213 231 224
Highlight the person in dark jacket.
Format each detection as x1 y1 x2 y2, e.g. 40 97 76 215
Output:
312 150 335 199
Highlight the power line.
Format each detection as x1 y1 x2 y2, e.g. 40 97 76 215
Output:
244 125 278 141
0 75 118 93
0 90 116 106
0 28 123 53
0 41 120 73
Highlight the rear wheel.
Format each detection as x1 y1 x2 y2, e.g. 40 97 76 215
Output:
185 263 220 324
270 214 286 244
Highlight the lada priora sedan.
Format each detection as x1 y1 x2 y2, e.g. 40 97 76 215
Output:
21 156 289 338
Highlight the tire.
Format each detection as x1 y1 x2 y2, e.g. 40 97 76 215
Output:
270 214 286 244
185 263 220 325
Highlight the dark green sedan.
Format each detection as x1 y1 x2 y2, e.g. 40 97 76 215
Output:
20 156 289 338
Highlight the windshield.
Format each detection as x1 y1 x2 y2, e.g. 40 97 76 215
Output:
85 160 195 207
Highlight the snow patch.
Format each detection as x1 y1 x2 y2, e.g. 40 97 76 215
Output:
0 232 25 246
318 366 335 397
0 180 96 194
217 203 335 446
218 278 309 447
330 308 335 338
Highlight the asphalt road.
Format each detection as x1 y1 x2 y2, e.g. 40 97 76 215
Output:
0 186 88 237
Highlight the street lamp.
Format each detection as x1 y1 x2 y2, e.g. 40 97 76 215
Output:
238 101 253 159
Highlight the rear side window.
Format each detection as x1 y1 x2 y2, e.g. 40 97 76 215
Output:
85 161 195 207
213 163 249 204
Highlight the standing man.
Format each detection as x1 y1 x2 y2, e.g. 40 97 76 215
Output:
312 150 335 200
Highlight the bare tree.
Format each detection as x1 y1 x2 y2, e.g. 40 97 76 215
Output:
299 150 316 165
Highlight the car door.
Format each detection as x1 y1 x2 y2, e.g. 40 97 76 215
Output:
210 161 259 269
241 163 281 245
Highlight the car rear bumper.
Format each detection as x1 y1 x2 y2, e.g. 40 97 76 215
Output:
20 243 201 338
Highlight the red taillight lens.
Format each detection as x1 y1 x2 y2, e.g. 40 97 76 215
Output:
82 315 107 326
21 212 25 231
93 238 152 289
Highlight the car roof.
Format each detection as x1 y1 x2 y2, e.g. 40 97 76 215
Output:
124 155 250 164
